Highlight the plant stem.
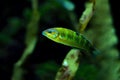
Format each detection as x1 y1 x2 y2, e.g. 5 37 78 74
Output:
11 0 40 80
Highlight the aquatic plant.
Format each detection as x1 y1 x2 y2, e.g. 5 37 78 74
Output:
0 0 119 80
42 0 120 80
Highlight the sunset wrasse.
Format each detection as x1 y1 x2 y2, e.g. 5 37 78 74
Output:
42 27 100 57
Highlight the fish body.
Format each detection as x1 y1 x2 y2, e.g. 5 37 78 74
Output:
42 27 100 57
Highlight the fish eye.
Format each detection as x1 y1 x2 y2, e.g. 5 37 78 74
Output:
47 29 53 33
46 29 59 38
47 29 56 34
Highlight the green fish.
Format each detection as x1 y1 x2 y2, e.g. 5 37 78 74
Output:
42 27 100 57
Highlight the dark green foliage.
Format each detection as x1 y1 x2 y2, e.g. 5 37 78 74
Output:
35 61 59 80
0 0 119 80
75 62 98 80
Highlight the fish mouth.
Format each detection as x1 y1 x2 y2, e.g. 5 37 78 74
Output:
42 30 46 36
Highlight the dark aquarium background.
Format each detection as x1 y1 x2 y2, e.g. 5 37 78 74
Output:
0 0 120 80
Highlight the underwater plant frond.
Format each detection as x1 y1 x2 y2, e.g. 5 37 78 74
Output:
84 0 120 80
55 49 81 80
76 0 95 33
11 0 40 80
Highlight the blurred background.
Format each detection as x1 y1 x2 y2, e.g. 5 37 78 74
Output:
0 0 120 80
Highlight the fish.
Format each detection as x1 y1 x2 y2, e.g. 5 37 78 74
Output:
42 27 100 57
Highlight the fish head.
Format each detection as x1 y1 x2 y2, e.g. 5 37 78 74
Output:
42 28 59 41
